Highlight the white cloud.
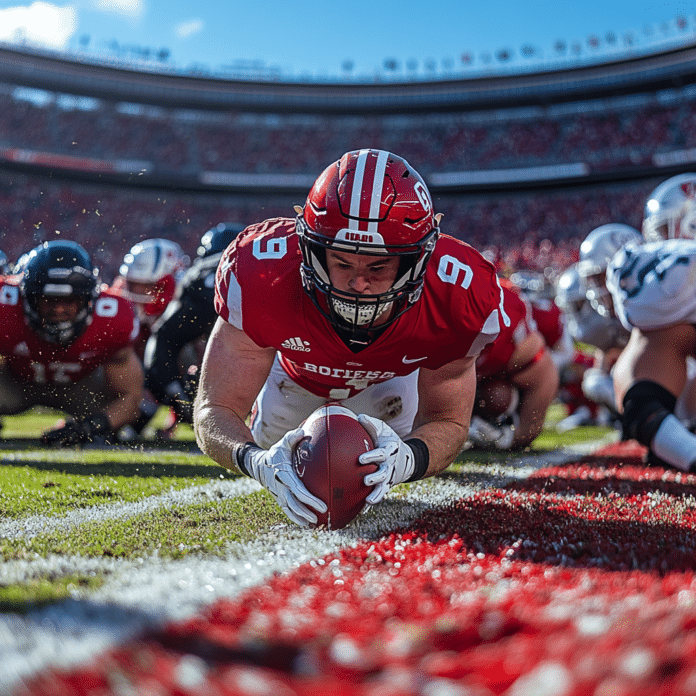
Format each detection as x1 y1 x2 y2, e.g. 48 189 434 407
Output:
94 0 143 20
175 19 203 39
0 2 76 49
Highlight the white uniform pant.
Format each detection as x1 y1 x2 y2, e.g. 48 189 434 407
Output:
250 354 419 448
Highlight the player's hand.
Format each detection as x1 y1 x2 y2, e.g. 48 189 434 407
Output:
467 415 516 451
41 412 113 447
243 427 327 527
357 414 415 505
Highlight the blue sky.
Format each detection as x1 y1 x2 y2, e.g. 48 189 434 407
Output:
0 0 694 79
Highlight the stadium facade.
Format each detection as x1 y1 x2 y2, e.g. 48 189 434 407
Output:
0 42 694 275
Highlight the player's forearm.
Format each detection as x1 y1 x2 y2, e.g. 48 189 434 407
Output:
512 403 544 448
193 401 254 473
408 418 469 476
513 385 556 448
511 353 560 449
103 351 145 430
103 391 142 430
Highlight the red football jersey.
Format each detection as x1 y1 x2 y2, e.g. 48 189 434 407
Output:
109 278 152 359
475 284 536 381
531 298 565 351
0 281 138 385
215 218 505 400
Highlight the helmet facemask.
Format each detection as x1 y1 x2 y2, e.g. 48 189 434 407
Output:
123 275 177 320
298 214 438 344
25 293 92 345
297 149 440 346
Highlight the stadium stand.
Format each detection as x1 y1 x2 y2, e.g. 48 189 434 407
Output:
0 42 694 278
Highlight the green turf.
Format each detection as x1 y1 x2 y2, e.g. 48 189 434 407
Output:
0 491 284 561
0 403 616 606
0 444 235 518
0 575 104 613
0 407 196 441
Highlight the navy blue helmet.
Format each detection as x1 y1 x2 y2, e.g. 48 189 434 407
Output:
21 241 99 344
196 222 245 259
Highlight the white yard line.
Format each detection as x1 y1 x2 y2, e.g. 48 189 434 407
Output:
0 477 262 541
0 437 617 693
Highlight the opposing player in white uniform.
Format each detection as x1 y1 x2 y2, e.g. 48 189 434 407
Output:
195 149 506 526
608 237 696 472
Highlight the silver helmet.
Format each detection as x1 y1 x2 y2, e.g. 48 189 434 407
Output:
642 173 696 242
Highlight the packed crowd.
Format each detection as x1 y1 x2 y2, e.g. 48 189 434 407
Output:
1 88 694 175
0 147 694 527
0 168 659 283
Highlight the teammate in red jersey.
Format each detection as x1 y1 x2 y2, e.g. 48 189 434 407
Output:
112 238 189 357
468 281 560 450
0 241 143 445
195 149 506 526
111 237 190 439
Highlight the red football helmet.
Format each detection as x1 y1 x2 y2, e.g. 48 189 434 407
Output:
297 149 439 344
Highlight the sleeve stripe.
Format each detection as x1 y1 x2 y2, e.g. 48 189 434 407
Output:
225 271 243 330
467 308 501 357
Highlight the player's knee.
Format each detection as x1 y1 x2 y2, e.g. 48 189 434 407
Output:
621 380 677 446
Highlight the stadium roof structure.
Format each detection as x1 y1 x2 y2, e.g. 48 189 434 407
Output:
2 41 696 114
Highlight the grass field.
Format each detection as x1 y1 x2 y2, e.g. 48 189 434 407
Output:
15 405 695 694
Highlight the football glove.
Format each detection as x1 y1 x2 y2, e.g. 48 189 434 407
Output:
241 427 328 527
357 414 416 505
41 412 113 447
467 414 516 451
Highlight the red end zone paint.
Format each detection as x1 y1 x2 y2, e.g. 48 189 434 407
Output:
18 441 696 696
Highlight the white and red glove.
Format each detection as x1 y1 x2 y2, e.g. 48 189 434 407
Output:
357 414 417 505
239 427 327 527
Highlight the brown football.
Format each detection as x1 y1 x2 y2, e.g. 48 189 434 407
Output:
474 379 519 420
292 404 376 530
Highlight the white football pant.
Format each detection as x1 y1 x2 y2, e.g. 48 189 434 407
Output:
250 354 419 449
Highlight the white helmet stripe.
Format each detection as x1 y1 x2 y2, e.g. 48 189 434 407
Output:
349 150 368 230
349 149 389 235
368 150 389 235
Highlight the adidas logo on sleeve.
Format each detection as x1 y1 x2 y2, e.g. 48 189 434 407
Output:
281 337 311 352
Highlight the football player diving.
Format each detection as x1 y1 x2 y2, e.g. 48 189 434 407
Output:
194 149 508 527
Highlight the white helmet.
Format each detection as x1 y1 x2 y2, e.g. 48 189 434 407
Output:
642 173 696 242
555 264 586 317
578 224 642 278
578 224 641 318
555 262 624 349
119 238 189 317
